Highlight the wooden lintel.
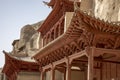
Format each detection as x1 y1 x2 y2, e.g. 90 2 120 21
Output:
53 58 67 66
94 47 120 57
69 50 86 63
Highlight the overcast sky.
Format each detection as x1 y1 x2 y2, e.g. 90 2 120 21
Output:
0 0 51 68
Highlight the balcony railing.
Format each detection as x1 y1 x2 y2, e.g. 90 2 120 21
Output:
43 15 65 46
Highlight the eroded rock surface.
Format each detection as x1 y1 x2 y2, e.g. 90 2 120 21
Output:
11 21 43 58
94 0 120 22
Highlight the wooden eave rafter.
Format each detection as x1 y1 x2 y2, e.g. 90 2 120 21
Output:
2 51 39 79
75 10 120 34
34 9 120 66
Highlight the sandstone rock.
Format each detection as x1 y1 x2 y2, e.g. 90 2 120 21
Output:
80 0 120 22
94 0 120 22
31 20 44 30
11 21 43 58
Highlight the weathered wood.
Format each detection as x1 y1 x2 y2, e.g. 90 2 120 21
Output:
40 71 44 80
51 64 55 80
87 47 94 80
66 58 71 80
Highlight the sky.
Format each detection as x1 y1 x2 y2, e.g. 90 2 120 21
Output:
0 0 51 68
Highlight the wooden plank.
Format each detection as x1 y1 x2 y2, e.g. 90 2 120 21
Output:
111 63 116 80
117 64 120 79
106 63 111 80
102 63 107 80
95 69 100 80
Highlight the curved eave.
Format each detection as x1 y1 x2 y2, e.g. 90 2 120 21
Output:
34 9 120 63
3 51 38 65
2 51 39 77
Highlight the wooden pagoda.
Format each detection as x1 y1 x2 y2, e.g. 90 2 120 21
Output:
33 0 120 80
2 0 120 80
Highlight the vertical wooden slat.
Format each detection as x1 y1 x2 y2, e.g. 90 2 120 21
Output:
117 64 120 80
40 69 44 80
102 62 107 80
111 63 116 80
106 63 111 80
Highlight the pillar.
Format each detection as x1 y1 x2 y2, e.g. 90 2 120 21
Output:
40 68 44 80
87 47 94 80
50 64 55 80
66 58 71 80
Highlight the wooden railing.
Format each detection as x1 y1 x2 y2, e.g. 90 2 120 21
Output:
43 15 65 46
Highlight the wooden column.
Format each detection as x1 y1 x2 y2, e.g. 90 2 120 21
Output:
87 47 94 80
51 64 55 80
40 68 44 80
66 58 71 80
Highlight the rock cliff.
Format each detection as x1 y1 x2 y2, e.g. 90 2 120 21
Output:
11 21 43 60
94 0 120 22
80 0 120 22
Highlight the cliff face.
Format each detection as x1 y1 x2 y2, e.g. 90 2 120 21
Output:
80 0 120 22
94 0 120 22
12 21 43 58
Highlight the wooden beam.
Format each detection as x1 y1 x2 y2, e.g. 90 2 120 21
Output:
53 58 67 66
43 64 52 71
94 47 120 57
69 50 86 63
